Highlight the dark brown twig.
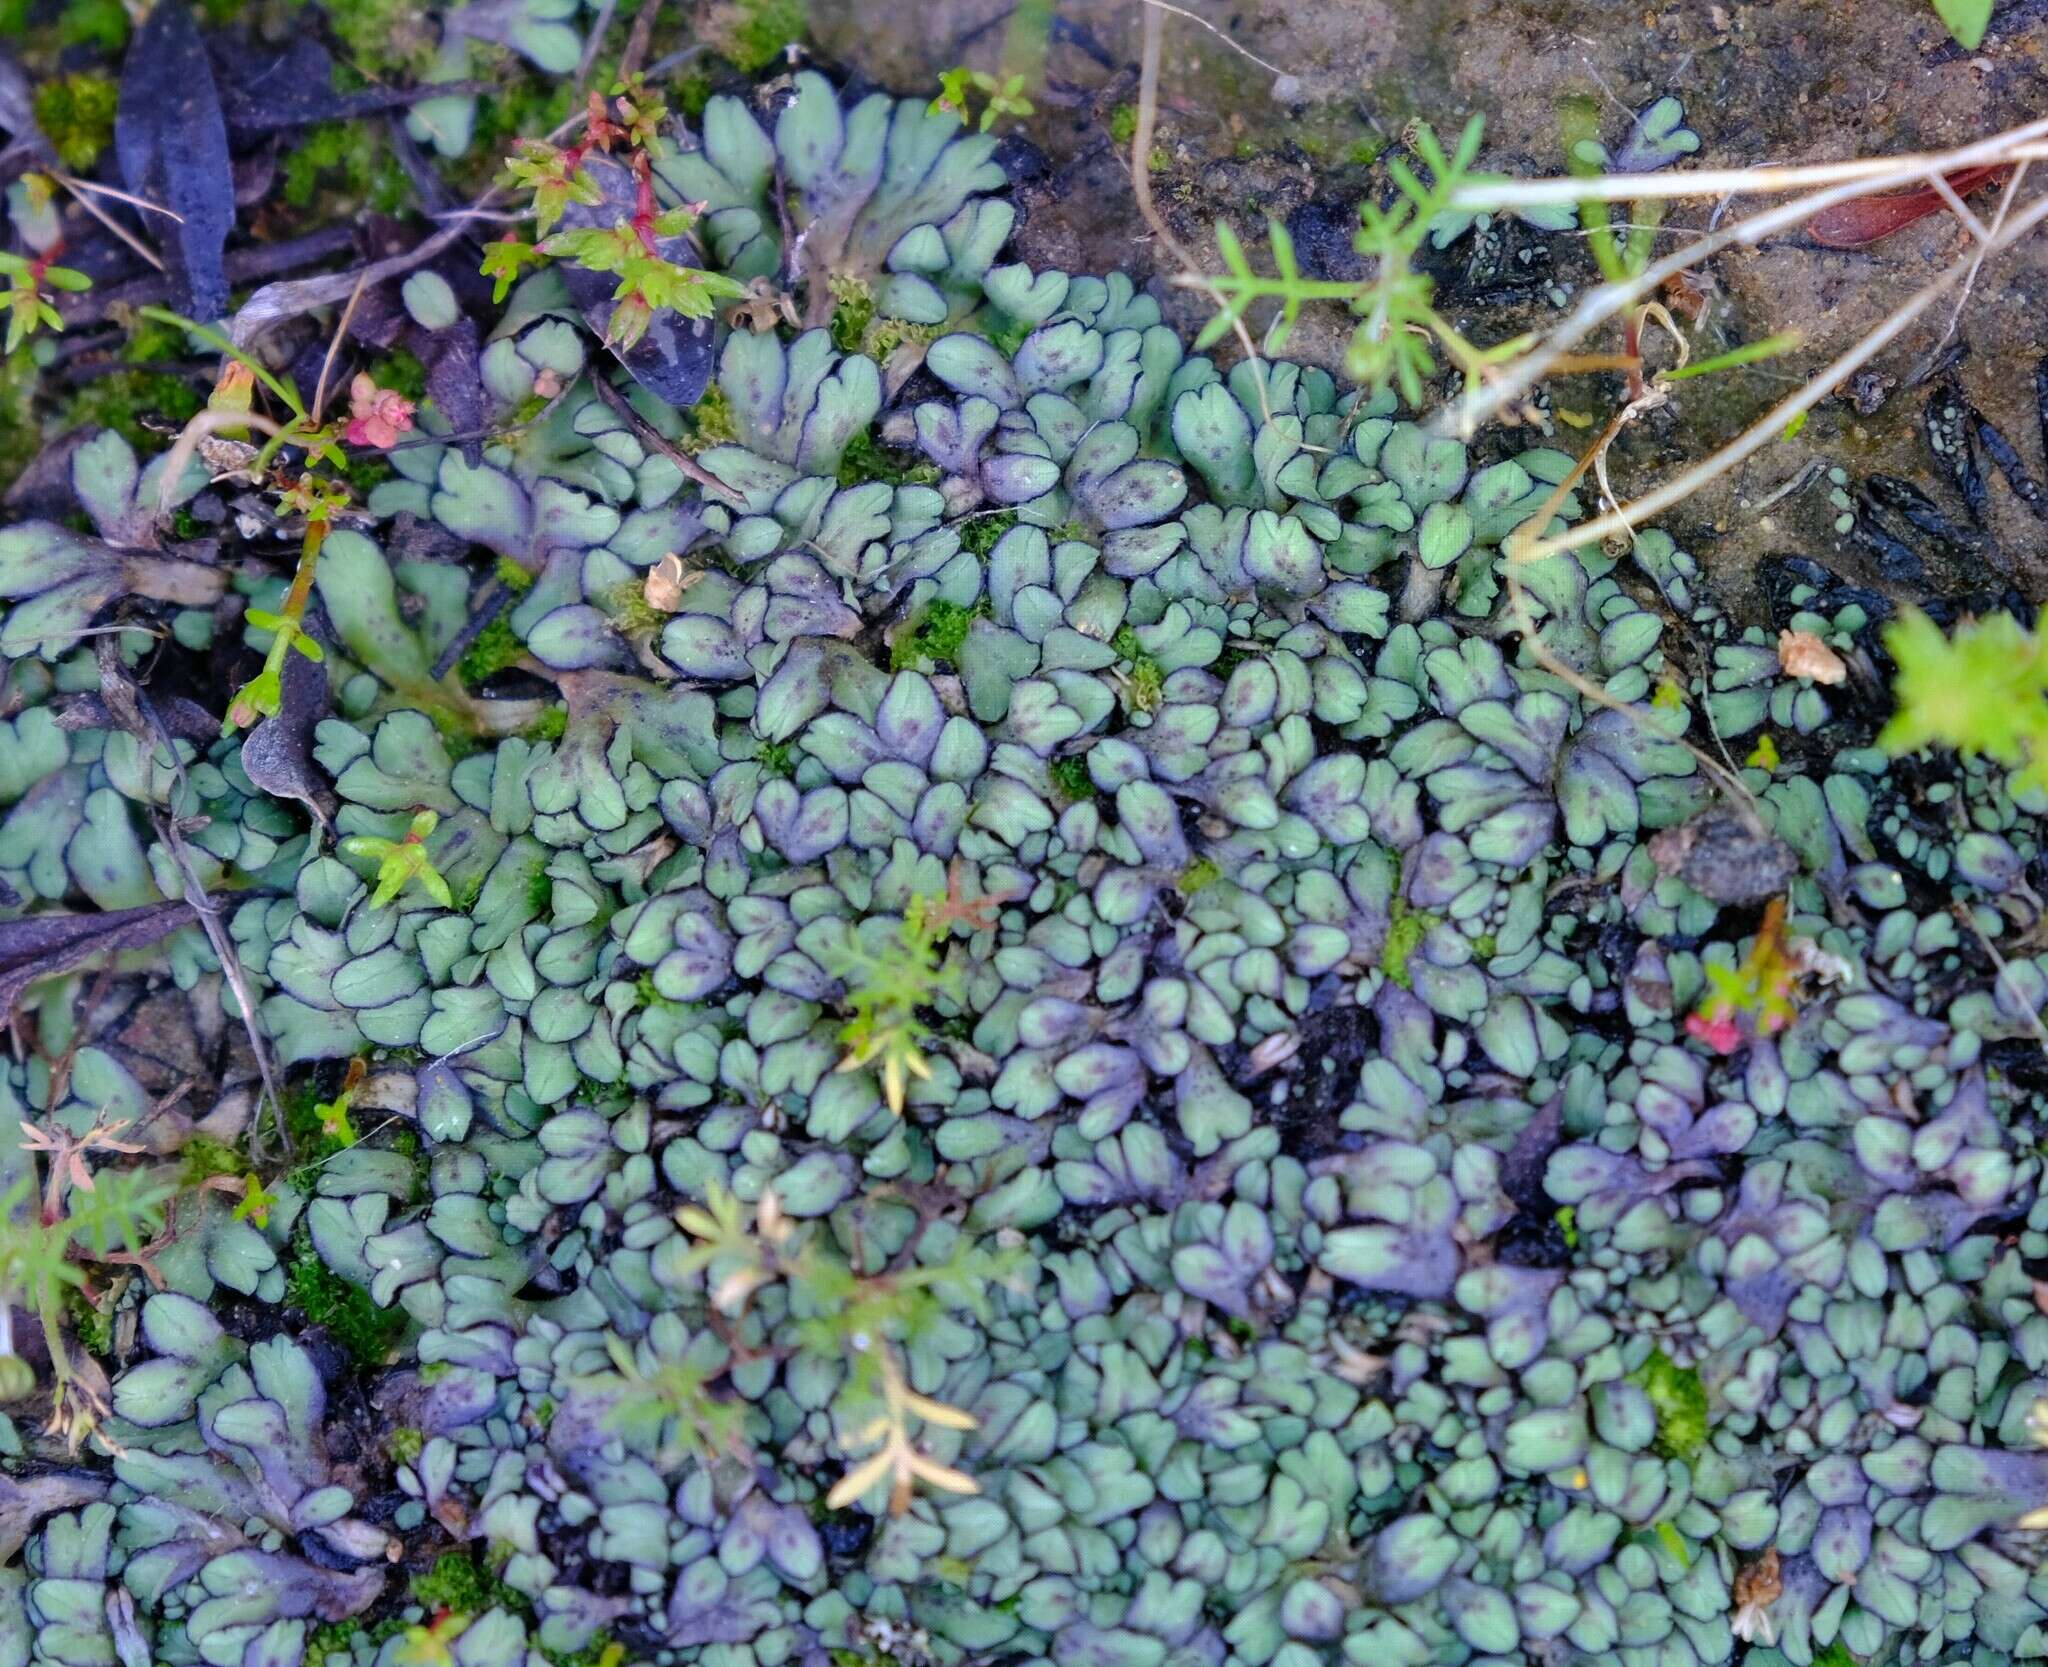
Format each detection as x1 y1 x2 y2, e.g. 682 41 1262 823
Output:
589 372 747 508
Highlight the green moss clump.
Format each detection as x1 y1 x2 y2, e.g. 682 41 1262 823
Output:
458 613 524 690
528 705 569 742
387 1426 424 1464
305 1619 362 1665
957 511 1017 559
1107 104 1139 146
1634 1348 1707 1460
57 0 129 49
60 368 203 457
757 739 796 778
829 278 876 356
494 557 535 594
34 73 118 171
838 429 939 489
282 123 409 216
1177 858 1220 896
411 1550 526 1616
0 350 40 497
892 599 976 671
285 1230 407 1367
686 382 737 452
178 1135 246 1187
707 0 808 74
1049 756 1094 804
526 857 555 915
1380 901 1433 990
304 0 439 79
1112 626 1164 712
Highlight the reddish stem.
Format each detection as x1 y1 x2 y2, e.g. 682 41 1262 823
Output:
1807 165 2010 249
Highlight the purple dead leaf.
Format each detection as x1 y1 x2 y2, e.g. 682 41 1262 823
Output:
557 154 716 408
240 635 336 834
213 35 488 138
0 1470 111 1561
116 1 235 321
0 898 199 1014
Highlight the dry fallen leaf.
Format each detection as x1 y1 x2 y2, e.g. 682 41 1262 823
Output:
644 552 693 612
1778 628 1847 685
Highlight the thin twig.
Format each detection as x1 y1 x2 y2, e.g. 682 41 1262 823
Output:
1509 185 2048 563
155 408 285 516
1448 116 2048 207
1130 2 1274 423
1920 161 2029 376
1131 0 1291 79
573 0 619 102
53 174 182 222
588 372 747 508
54 176 163 273
1953 902 2048 1064
134 690 291 1163
1438 117 2048 438
312 268 371 425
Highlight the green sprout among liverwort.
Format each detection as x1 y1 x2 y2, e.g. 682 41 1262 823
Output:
225 475 351 733
0 246 92 352
929 67 1034 133
342 810 455 910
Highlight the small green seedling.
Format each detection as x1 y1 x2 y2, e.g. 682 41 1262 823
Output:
930 67 1034 133
342 810 456 909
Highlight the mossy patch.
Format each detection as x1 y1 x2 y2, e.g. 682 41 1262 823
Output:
282 122 411 216
411 1550 527 1615
458 613 524 690
1380 900 1433 990
34 73 118 170
892 598 976 671
957 511 1017 559
704 0 808 74
1049 755 1094 804
285 1229 407 1368
1633 1348 1708 1460
838 428 939 489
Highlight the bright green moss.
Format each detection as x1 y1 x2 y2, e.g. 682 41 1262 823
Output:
1634 1348 1708 1460
892 598 976 670
387 1426 424 1464
686 382 737 452
838 428 940 489
958 510 1017 558
709 0 808 74
34 73 118 171
285 1231 407 1367
411 1550 526 1615
829 278 876 355
178 1135 246 1188
281 123 410 216
1107 104 1139 146
1049 756 1094 803
758 739 796 778
368 349 428 403
528 705 569 742
60 369 202 457
495 557 535 593
1381 901 1434 990
1177 858 1220 896
458 613 524 690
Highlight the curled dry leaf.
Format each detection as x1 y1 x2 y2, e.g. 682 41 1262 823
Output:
643 553 693 613
1777 628 1847 685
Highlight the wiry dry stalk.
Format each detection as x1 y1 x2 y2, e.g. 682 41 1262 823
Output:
1509 185 2048 563
1438 112 2048 440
